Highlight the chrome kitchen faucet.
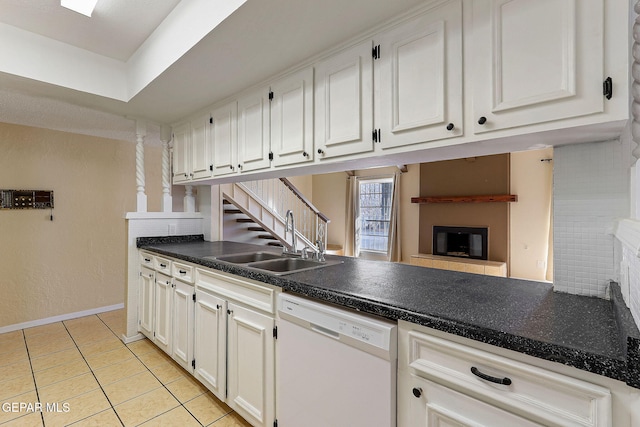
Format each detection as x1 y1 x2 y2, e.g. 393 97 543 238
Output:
283 210 296 254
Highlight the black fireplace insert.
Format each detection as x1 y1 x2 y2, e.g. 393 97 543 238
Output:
433 226 488 260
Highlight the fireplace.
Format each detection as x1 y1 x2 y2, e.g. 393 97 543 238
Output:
433 226 488 260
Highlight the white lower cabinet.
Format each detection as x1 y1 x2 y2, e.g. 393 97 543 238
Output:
138 265 155 339
406 374 542 427
193 288 227 400
172 278 195 372
398 321 613 427
226 302 275 427
139 253 278 427
193 267 278 427
153 273 173 354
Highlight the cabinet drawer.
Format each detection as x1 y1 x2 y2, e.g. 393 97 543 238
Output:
407 331 611 427
196 268 276 314
173 261 195 284
406 374 542 427
154 256 172 274
139 251 155 268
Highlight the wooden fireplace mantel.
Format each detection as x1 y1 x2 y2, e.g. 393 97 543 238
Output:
410 194 517 204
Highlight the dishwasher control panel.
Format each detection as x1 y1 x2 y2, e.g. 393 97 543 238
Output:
279 294 396 351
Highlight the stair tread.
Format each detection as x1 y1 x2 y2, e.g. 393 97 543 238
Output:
224 209 243 214
267 242 283 247
258 235 278 240
236 218 255 223
223 199 232 204
247 227 266 232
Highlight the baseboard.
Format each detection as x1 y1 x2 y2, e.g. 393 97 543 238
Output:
121 332 146 344
0 303 125 334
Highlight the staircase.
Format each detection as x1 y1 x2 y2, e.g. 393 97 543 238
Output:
220 178 329 252
222 200 283 248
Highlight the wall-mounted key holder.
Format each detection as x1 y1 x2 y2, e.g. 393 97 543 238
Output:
0 190 54 209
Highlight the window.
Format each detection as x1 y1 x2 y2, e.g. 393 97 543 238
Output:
358 177 394 256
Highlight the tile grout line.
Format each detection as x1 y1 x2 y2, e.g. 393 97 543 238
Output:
59 318 126 427
6 313 233 427
122 347 205 426
20 329 46 427
99 314 234 427
94 314 206 427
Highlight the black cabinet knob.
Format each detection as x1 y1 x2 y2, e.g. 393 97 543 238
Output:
317 148 324 154
303 151 309 158
412 387 422 398
238 164 242 170
478 116 487 125
446 123 454 131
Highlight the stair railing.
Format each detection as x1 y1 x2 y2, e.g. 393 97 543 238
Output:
239 178 329 250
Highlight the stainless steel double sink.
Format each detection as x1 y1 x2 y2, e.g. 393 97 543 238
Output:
206 251 342 275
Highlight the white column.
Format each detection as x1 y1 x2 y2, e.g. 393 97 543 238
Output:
161 125 173 212
632 1 640 218
184 185 196 213
135 120 147 213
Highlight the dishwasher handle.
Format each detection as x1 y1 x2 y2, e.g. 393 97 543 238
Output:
310 323 340 340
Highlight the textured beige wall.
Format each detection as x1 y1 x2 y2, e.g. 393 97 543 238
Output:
510 148 554 281
0 122 162 327
311 172 347 247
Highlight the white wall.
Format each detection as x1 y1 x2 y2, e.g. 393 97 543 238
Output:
554 139 632 298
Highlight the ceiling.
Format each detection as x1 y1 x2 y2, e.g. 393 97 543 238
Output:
0 0 427 142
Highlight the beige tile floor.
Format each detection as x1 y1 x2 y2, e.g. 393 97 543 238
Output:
0 309 251 427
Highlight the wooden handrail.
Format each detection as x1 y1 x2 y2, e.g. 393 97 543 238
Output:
279 178 330 223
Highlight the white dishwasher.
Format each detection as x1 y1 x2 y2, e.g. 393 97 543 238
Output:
277 293 397 427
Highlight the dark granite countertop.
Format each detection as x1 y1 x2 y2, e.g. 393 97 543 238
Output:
137 236 640 388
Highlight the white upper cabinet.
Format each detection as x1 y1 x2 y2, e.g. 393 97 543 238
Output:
315 40 374 159
172 122 191 184
173 117 213 182
211 101 238 176
237 88 272 172
375 0 463 149
471 0 604 133
270 67 314 167
191 114 214 180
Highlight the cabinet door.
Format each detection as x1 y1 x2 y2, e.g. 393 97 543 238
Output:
402 374 543 427
227 302 275 427
375 0 462 149
138 266 155 339
212 101 238 176
172 280 194 372
172 122 191 183
471 0 604 133
270 67 314 167
315 40 374 159
194 290 227 401
191 114 213 180
154 273 172 354
238 88 271 172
